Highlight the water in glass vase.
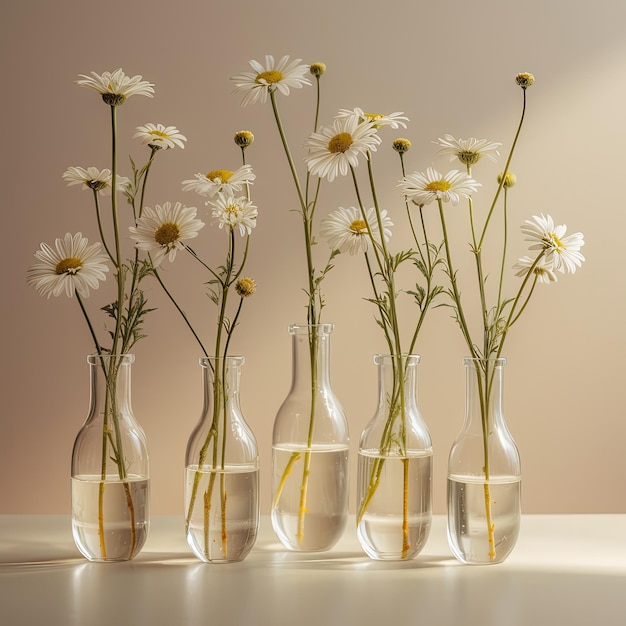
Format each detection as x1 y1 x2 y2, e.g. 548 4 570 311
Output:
185 464 259 563
357 451 432 560
271 443 349 551
447 474 521 564
71 475 149 561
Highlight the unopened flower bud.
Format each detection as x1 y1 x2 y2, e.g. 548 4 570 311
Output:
515 73 535 89
234 130 254 148
392 138 412 153
235 276 256 297
498 171 517 188
310 63 326 77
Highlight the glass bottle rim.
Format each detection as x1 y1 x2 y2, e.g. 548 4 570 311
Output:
288 323 334 335
87 353 135 365
199 355 245 368
463 356 507 367
373 353 421 365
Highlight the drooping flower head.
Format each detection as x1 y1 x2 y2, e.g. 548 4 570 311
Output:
398 167 481 206
435 134 502 166
133 123 187 150
521 213 585 274
392 138 412 154
62 166 131 194
309 62 326 77
513 255 558 284
498 171 517 188
209 192 258 236
231 55 311 107
182 165 256 200
76 68 154 106
129 201 204 267
320 206 393 256
304 115 382 182
336 108 409 130
27 233 109 299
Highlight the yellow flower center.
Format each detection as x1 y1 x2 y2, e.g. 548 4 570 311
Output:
425 180 452 193
256 70 283 84
547 232 564 252
148 129 169 139
349 219 368 235
55 257 82 275
225 202 241 217
154 222 180 246
328 132 353 154
206 169 233 182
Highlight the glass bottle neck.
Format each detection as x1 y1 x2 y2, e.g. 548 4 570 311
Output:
464 357 506 430
375 354 420 413
87 353 134 422
200 356 244 411
289 324 333 391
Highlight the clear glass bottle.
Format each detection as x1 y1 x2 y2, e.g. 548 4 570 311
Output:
71 353 150 562
447 357 521 564
357 354 432 560
185 356 259 563
271 324 350 551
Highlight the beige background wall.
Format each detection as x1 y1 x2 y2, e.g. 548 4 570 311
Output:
2 0 624 516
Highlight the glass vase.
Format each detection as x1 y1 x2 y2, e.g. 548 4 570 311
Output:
357 354 432 560
271 324 350 551
447 357 521 564
184 356 259 563
71 353 150 562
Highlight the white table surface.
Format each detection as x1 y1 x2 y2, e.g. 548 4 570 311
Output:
1 514 624 626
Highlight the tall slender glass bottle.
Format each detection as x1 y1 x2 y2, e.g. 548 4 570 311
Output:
271 324 350 551
447 357 521 564
357 354 432 560
71 354 150 562
185 356 259 563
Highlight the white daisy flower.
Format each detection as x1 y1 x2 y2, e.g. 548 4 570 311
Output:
62 166 131 194
76 68 154 105
398 167 481 206
133 123 187 150
434 134 502 166
129 201 205 267
182 165 256 200
304 115 382 182
336 108 409 129
320 206 393 255
209 193 258 236
27 233 109 299
521 213 585 274
513 255 558 284
231 55 311 107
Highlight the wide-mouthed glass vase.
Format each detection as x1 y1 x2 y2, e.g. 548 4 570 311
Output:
271 324 350 551
71 353 150 562
185 356 259 563
447 357 521 564
357 354 433 560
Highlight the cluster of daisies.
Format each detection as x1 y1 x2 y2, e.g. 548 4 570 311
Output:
28 62 584 332
28 69 259 303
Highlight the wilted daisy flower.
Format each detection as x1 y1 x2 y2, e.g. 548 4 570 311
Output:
231 55 311 107
320 206 392 255
62 166 131 194
133 123 187 150
435 134 502 166
336 108 409 129
129 201 204 267
521 213 585 274
398 167 481 206
209 193 258 236
27 232 109 299
235 277 256 297
76 68 154 105
498 171 517 188
310 62 326 77
182 165 256 199
513 255 558 284
304 115 381 182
